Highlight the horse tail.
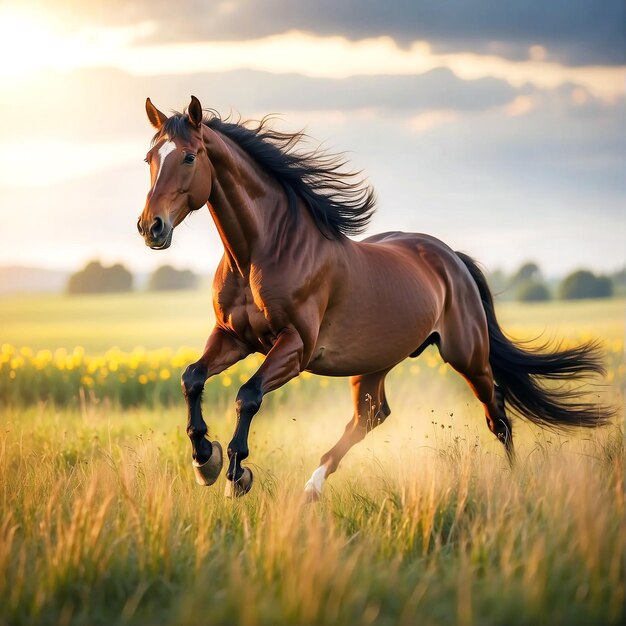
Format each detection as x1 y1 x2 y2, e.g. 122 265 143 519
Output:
456 252 613 429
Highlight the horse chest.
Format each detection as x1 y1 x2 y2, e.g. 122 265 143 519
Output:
217 285 276 352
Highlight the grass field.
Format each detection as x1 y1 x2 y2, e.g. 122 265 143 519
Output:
0 290 215 353
1 291 624 352
0 292 624 625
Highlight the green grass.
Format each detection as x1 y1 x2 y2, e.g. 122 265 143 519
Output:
0 293 624 625
495 297 625 342
0 401 623 626
1 290 623 352
0 290 215 352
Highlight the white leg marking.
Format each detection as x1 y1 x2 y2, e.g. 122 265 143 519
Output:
304 465 327 496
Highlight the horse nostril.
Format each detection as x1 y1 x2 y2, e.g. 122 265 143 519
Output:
150 216 165 239
137 218 144 236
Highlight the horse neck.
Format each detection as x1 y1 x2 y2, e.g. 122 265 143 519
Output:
203 126 293 273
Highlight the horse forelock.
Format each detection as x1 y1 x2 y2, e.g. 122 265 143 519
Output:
150 113 192 147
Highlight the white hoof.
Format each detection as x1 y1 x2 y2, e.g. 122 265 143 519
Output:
304 465 327 500
303 484 321 503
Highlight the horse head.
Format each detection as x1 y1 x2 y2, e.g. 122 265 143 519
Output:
137 96 212 249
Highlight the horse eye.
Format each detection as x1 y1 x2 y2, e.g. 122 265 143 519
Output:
183 154 196 164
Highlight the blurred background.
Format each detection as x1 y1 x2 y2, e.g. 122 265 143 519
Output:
0 0 624 292
0 0 623 418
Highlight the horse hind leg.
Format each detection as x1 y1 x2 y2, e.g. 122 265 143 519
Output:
461 368 514 464
441 341 515 465
465 368 515 467
481 377 515 465
304 369 391 500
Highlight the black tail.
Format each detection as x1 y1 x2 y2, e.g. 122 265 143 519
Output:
456 252 613 430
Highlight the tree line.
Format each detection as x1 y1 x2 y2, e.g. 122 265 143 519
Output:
67 259 624 301
66 261 199 294
489 262 624 302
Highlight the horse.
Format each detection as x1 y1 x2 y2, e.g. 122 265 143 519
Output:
137 96 612 499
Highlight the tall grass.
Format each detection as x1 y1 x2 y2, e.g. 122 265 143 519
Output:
0 396 623 626
1 296 623 624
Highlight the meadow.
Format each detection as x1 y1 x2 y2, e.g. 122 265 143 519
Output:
0 292 624 625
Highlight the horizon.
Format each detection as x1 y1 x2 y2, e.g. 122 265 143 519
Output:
1 258 624 288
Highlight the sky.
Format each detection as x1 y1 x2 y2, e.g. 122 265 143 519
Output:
0 0 624 278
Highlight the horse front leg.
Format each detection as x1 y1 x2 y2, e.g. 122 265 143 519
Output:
181 327 250 486
225 327 304 497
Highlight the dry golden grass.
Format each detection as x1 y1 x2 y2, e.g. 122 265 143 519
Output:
0 296 623 625
0 382 623 626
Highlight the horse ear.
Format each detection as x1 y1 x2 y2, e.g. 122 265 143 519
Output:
188 95 203 129
146 98 167 130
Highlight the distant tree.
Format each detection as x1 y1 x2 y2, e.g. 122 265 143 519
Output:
509 261 541 287
610 267 626 297
148 265 198 291
516 280 551 302
66 260 133 294
488 268 508 298
559 270 613 300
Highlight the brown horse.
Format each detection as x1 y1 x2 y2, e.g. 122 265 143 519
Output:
137 96 611 498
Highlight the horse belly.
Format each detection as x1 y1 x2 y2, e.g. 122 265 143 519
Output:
307 282 441 377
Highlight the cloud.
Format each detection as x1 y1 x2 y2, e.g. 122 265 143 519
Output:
1 66 623 276
408 110 459 133
2 68 623 195
41 0 626 66
0 67 519 145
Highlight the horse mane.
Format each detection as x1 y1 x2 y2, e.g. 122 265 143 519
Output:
153 111 376 238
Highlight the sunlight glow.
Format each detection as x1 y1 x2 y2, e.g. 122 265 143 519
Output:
0 5 155 79
0 9 622 101
0 7 66 78
0 141 142 187
105 31 624 100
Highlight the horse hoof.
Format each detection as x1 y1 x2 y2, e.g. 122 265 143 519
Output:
224 467 254 498
192 441 223 486
303 487 320 504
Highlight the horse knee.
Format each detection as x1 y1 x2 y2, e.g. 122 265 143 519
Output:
186 422 207 440
181 362 207 398
235 379 263 416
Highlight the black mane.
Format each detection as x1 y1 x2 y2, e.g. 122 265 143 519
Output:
154 111 376 238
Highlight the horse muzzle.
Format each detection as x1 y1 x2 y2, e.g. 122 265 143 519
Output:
137 215 173 249
147 228 173 250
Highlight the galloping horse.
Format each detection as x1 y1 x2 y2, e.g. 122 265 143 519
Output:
137 96 611 498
